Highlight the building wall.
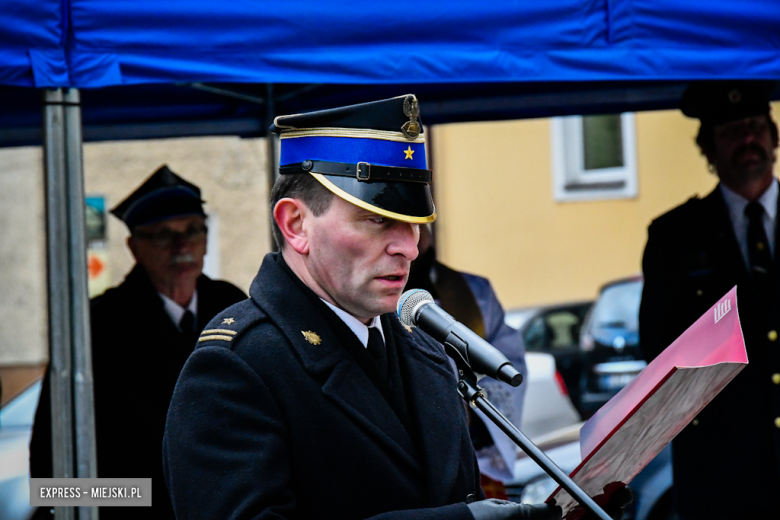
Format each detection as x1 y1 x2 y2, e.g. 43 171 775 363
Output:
432 109 724 309
0 147 48 367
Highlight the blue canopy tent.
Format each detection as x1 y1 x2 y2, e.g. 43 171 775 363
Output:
11 0 780 89
2 0 779 146
2 1 779 518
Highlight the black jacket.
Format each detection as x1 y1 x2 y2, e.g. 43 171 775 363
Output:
30 265 246 520
163 253 482 520
639 184 780 519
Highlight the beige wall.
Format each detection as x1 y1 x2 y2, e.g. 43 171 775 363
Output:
0 147 48 366
432 109 723 309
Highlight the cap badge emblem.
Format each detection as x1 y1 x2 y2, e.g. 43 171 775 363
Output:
302 330 322 345
728 89 741 104
404 146 415 160
222 317 236 325
402 96 421 140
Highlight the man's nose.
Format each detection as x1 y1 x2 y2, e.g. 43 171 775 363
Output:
170 233 191 249
387 223 420 260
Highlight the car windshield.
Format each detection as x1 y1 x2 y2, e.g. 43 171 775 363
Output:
589 280 643 335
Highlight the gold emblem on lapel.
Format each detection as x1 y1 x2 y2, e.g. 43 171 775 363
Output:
403 324 413 334
401 96 421 140
302 330 322 345
222 317 236 325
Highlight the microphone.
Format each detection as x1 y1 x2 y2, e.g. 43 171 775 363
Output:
397 289 523 387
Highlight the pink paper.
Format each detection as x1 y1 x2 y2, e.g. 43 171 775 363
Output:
549 287 747 519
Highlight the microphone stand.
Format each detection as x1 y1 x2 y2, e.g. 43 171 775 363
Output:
445 344 612 520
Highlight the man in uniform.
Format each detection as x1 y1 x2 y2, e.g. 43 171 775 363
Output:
162 96 582 520
639 81 779 519
31 166 246 519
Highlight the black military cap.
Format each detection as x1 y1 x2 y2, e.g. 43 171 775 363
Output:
272 95 435 224
681 80 775 126
110 165 205 230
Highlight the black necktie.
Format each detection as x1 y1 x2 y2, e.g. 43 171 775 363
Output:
179 310 197 346
745 201 773 303
366 327 387 379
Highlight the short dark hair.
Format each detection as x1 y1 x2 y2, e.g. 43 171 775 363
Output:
270 174 335 250
695 114 779 163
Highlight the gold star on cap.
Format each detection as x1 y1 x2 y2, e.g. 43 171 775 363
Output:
404 146 414 160
302 331 322 345
222 317 236 325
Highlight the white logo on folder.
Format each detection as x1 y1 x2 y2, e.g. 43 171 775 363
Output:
714 298 732 323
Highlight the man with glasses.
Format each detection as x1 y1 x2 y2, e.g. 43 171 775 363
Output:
639 81 779 520
31 165 246 520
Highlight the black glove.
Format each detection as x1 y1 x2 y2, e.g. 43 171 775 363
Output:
579 486 633 520
467 499 562 520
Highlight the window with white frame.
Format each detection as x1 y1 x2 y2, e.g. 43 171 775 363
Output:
551 113 637 202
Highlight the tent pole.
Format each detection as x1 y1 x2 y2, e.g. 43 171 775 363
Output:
43 88 76 520
265 84 278 252
64 88 99 520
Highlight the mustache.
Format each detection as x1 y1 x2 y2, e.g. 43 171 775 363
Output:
171 253 196 265
734 142 768 162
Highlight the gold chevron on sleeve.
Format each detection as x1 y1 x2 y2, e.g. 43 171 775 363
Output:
201 329 237 336
198 334 234 343
198 329 238 343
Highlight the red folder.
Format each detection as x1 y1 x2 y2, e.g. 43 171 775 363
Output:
549 287 747 519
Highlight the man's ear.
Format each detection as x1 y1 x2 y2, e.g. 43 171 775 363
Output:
274 198 310 255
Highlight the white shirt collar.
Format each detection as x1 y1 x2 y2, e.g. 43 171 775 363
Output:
761 179 779 220
320 299 384 348
159 291 198 330
720 179 778 220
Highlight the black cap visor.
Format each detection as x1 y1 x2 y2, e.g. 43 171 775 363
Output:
311 173 435 224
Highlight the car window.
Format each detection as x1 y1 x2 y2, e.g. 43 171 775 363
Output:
589 280 643 335
523 307 589 352
523 316 547 352
546 311 581 350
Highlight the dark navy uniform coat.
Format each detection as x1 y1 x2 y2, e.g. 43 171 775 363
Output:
639 184 780 519
163 254 482 520
30 265 246 520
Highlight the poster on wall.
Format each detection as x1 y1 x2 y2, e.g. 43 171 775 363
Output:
85 196 110 297
85 196 106 242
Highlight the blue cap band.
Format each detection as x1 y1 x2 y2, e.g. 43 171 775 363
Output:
280 136 426 169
